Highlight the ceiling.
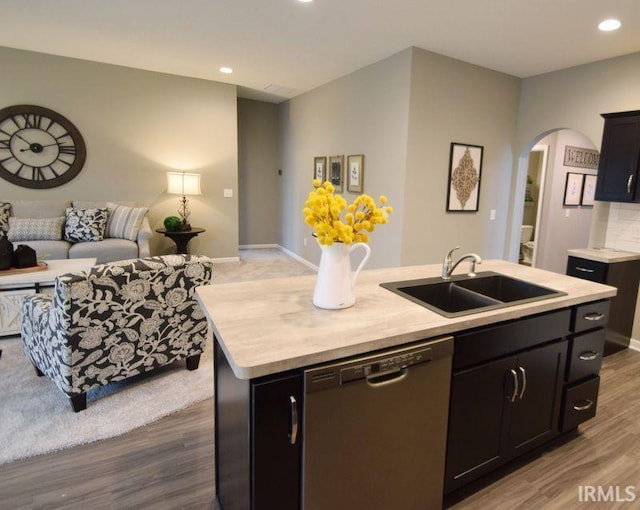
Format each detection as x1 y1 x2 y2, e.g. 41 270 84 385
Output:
1 0 639 103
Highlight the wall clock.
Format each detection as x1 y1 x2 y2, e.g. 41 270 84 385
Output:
0 104 86 189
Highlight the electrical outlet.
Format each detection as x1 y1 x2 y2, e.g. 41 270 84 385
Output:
490 209 496 220
303 237 307 247
223 189 233 198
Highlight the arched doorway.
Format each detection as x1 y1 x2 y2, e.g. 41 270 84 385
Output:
513 128 599 274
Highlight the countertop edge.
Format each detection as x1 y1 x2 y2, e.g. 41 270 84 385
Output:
197 260 617 380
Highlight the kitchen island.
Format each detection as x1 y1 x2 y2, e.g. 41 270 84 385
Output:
196 259 616 510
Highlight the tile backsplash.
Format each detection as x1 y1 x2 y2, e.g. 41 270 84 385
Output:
605 203 640 253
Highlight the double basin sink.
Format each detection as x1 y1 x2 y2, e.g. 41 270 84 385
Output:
380 271 566 317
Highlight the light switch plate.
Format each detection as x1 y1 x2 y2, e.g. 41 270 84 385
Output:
224 189 233 198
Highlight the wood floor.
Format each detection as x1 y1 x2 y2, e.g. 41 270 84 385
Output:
2 349 640 509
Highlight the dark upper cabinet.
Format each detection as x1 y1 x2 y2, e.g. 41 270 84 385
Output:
595 110 640 202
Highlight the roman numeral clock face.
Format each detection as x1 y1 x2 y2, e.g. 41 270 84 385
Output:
0 105 86 189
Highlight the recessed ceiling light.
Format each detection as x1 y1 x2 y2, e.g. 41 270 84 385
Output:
298 0 313 3
598 19 621 31
219 67 233 74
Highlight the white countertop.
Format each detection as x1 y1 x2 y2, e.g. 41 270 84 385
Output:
196 259 616 379
567 248 640 263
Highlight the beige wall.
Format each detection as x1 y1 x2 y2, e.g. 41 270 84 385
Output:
402 48 521 265
237 98 280 245
0 46 239 259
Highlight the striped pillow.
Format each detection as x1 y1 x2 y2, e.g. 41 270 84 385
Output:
106 203 148 241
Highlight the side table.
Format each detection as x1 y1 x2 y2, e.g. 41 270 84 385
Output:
156 227 205 254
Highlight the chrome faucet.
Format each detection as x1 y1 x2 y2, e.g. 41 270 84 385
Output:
442 247 482 280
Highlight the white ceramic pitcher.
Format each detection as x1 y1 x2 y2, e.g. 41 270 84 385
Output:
313 241 371 309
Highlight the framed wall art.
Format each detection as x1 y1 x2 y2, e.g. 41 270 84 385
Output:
347 154 364 193
329 155 344 192
314 156 326 181
563 172 584 206
581 174 597 206
446 143 483 212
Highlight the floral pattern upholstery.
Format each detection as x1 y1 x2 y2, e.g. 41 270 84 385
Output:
21 255 213 411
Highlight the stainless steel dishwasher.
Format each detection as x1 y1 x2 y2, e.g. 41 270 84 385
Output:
302 336 453 510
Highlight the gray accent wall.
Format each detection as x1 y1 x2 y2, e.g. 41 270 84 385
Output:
279 49 413 268
237 98 280 246
278 47 520 268
0 46 239 259
402 48 520 265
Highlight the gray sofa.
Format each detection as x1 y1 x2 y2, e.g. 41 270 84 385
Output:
5 200 151 264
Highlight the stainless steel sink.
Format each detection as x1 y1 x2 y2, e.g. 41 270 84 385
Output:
380 271 566 317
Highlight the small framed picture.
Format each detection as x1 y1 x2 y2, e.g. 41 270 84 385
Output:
446 143 483 212
313 156 326 181
581 174 597 206
563 172 584 206
347 154 364 193
329 155 344 192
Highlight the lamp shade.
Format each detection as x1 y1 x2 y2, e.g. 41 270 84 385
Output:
167 172 202 195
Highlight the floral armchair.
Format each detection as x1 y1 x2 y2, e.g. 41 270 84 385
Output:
21 255 213 412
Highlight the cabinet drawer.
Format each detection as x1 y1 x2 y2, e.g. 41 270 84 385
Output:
454 309 570 370
567 329 605 383
572 300 609 333
567 257 607 283
561 377 600 432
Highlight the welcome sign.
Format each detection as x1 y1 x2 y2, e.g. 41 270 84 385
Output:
564 145 600 169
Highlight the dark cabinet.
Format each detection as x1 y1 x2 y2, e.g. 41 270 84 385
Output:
252 375 302 510
215 341 302 510
567 256 640 355
445 310 570 493
594 110 640 202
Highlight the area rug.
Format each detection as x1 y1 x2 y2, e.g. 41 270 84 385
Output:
0 248 315 465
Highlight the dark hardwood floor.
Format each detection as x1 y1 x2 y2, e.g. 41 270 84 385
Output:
2 349 639 509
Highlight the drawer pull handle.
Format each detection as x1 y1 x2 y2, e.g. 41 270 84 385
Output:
509 368 519 403
518 366 527 399
579 351 599 361
289 395 298 445
575 267 595 273
584 312 604 321
573 399 594 412
628 174 634 194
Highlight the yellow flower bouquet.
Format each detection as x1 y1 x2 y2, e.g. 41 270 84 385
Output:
303 180 393 245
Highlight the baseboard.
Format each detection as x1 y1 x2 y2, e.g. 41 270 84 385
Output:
278 245 318 271
212 256 241 263
239 244 280 249
629 338 640 352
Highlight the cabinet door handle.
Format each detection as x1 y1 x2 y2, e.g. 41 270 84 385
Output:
509 369 519 403
628 174 634 194
289 396 298 445
573 399 594 412
575 266 595 273
518 366 527 399
579 351 599 361
584 312 604 321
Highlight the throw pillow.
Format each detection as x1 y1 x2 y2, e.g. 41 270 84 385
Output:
106 202 148 241
7 217 64 242
0 202 10 235
64 208 110 243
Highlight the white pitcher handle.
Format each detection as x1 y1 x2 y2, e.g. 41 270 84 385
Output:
349 242 371 289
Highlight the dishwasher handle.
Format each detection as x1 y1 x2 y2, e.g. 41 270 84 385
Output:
366 368 409 387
